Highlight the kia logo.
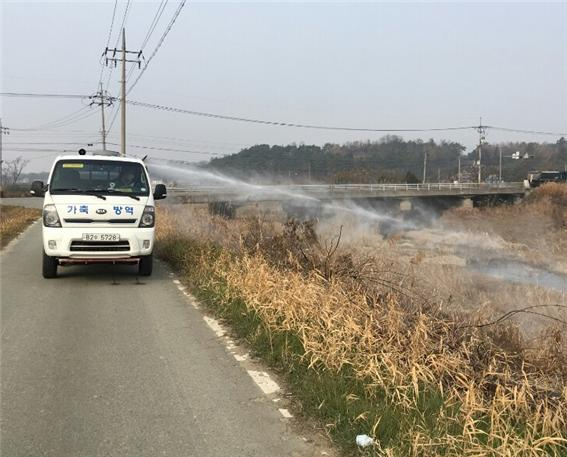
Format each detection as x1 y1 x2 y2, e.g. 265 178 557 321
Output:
96 208 107 215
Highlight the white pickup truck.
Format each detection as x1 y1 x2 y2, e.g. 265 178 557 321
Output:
30 150 166 278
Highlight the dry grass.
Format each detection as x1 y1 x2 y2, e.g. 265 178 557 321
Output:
442 183 567 270
0 205 41 248
156 192 567 456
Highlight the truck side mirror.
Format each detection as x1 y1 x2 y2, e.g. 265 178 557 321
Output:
153 184 167 200
30 181 45 197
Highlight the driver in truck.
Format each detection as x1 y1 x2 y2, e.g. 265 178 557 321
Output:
115 168 138 192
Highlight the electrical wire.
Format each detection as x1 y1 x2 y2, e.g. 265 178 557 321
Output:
113 0 132 50
140 0 169 50
4 141 95 145
123 98 478 133
105 142 222 155
0 92 90 99
4 147 87 153
105 0 119 50
487 126 567 137
104 0 132 92
11 108 99 132
126 0 187 96
29 106 91 130
98 0 119 86
106 65 136 135
109 131 250 149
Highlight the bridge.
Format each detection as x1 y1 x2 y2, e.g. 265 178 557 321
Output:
169 182 527 205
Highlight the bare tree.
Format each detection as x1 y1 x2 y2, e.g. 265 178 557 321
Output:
3 156 30 186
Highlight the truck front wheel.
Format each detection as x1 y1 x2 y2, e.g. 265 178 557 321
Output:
138 254 153 276
42 251 58 278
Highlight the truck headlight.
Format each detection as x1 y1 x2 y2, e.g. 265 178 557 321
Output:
139 205 155 227
43 204 61 227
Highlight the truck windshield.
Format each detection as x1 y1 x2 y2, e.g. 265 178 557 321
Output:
50 160 150 196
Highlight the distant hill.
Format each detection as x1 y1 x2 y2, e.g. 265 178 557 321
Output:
205 136 567 183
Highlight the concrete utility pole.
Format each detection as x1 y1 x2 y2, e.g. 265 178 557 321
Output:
101 83 107 150
91 83 112 150
0 118 9 195
499 145 502 182
103 29 141 157
458 155 461 183
422 150 427 183
476 118 486 184
120 29 126 157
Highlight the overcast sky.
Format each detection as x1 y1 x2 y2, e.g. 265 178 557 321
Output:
1 0 566 172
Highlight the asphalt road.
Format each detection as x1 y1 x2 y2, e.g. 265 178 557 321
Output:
1 222 327 456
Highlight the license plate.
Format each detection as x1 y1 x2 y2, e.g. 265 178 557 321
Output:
82 233 120 242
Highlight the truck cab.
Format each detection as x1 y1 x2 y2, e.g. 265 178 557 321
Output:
30 151 166 278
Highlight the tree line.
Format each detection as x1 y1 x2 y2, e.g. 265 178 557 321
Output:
205 136 567 183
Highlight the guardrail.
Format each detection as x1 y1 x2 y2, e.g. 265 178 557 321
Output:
169 182 526 194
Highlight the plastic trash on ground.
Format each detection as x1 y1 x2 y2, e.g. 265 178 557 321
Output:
356 434 374 447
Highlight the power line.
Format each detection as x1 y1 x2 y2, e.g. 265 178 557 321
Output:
120 98 567 137
109 131 250 148
140 0 169 50
123 98 477 133
4 147 87 153
0 92 90 99
28 106 91 130
105 0 119 50
105 142 222 155
98 0 119 87
104 0 132 92
106 65 137 135
106 63 138 138
11 108 99 132
488 126 567 137
4 142 95 145
7 129 98 136
127 0 187 96
113 0 132 50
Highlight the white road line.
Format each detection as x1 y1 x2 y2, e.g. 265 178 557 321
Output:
225 339 236 350
247 370 280 395
234 353 249 362
170 277 288 418
203 316 225 337
278 408 293 418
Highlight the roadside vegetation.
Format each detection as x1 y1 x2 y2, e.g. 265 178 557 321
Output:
442 183 567 270
156 184 567 456
0 205 41 249
200 136 567 183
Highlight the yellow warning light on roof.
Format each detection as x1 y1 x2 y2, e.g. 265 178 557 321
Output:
62 163 84 168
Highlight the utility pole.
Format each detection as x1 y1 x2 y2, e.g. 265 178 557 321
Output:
422 150 427 184
476 117 486 184
458 155 461 183
0 118 9 195
103 29 141 157
91 83 113 150
498 145 502 183
120 29 126 157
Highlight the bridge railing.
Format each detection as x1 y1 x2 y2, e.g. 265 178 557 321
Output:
169 182 526 195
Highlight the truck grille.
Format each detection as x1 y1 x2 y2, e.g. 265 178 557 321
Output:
70 241 131 252
64 218 137 224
